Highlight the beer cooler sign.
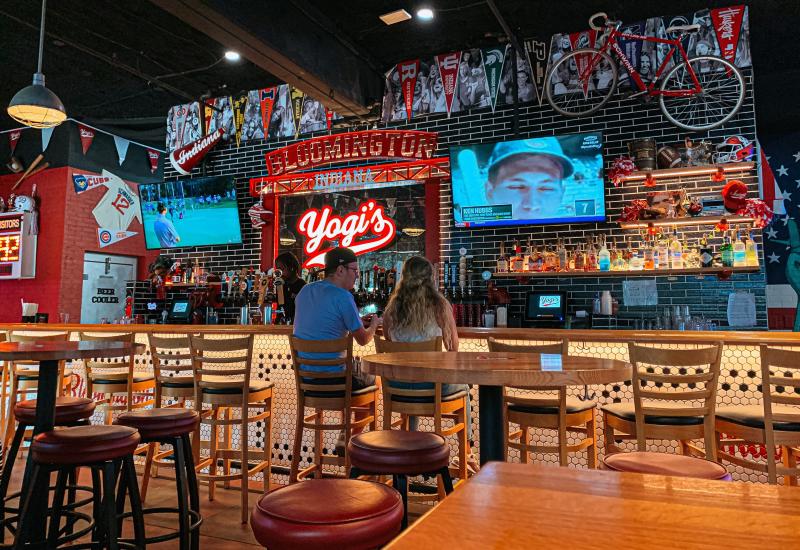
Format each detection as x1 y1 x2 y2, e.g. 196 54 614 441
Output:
0 212 37 279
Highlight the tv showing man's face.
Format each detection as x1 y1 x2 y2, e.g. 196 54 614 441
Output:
486 155 565 218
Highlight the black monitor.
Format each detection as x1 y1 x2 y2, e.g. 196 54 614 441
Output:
525 291 567 326
167 298 192 323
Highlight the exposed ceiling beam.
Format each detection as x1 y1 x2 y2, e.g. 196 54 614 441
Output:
149 0 384 118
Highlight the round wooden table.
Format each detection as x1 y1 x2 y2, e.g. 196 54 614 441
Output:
0 340 145 547
361 351 631 465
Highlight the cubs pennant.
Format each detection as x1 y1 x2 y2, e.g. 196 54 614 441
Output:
97 228 137 248
397 59 420 121
435 52 460 117
72 173 110 194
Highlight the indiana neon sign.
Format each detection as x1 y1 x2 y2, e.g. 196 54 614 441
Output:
297 200 396 268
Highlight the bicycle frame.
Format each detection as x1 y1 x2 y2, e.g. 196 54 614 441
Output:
580 27 702 97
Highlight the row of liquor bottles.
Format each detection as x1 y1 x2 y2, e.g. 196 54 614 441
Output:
301 265 399 309
495 226 760 273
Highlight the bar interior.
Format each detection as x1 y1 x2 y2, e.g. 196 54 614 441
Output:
1 2 799 548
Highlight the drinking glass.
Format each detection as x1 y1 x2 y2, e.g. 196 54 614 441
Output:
59 312 70 324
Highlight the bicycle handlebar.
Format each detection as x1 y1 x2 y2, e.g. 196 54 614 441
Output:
588 12 621 31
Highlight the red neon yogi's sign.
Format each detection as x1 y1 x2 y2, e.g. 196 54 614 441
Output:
297 200 396 268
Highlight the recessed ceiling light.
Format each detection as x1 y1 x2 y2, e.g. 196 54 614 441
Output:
224 51 241 62
379 9 412 25
416 8 434 21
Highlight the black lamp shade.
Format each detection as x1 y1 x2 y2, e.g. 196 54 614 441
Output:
8 77 66 129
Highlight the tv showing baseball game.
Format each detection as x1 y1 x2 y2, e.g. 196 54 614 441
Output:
450 132 605 227
139 176 242 249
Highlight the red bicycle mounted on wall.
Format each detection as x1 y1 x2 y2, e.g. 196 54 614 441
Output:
545 12 746 131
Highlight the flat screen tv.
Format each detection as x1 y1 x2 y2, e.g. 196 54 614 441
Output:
139 176 242 249
450 132 604 227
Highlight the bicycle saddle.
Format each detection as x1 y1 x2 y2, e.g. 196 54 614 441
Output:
665 24 700 35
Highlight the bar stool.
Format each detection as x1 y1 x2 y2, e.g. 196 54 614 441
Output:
487 338 597 467
288 335 379 482
14 424 145 549
116 409 201 549
143 334 196 500
716 344 800 484
79 332 155 424
250 479 402 549
189 334 274 524
348 430 453 529
602 342 722 460
3 332 73 451
603 451 732 480
375 335 471 487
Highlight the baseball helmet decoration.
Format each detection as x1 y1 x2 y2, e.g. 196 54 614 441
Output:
713 135 754 164
721 179 748 212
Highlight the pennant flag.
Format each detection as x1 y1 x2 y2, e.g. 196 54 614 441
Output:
8 130 21 155
290 87 305 138
232 95 247 147
97 228 137 248
397 59 420 121
41 127 54 152
435 52 460 117
113 135 130 165
77 123 95 155
259 87 277 135
72 173 111 194
203 99 215 135
524 38 550 105
711 5 745 66
169 127 224 176
569 30 600 95
481 47 505 112
326 108 333 131
146 148 160 174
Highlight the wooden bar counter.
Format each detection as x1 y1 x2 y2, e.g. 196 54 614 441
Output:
1 323 794 484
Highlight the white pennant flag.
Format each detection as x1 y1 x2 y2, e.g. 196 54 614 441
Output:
97 228 137 248
41 127 54 152
113 135 130 165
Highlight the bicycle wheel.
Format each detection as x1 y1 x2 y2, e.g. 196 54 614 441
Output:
545 49 617 117
659 56 745 132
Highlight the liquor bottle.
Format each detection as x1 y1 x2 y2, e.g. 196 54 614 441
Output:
700 235 714 268
497 242 509 273
526 240 535 272
585 238 597 271
656 234 669 269
533 246 544 272
733 229 746 267
669 228 683 269
745 230 759 267
611 240 628 271
557 239 568 272
544 246 557 271
598 236 611 271
171 261 182 284
574 243 585 271
510 240 524 272
629 245 644 271
643 235 655 270
720 232 734 267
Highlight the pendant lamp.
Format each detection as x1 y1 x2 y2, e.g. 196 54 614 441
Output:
7 0 66 129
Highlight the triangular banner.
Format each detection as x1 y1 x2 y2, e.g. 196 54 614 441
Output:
113 135 130 166
41 127 54 152
232 95 247 147
72 173 111 194
77 123 95 155
397 59 420 122
290 87 305 138
524 38 550 106
259 87 277 135
481 47 505 112
569 30 600 95
326 108 333 131
8 130 21 155
146 148 160 174
203 99 215 135
435 52 460 117
711 5 745 66
97 228 137 248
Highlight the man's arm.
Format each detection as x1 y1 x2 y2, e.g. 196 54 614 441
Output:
166 219 181 242
352 315 380 346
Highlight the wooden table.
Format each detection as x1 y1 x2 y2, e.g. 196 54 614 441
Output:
387 462 800 549
361 351 630 464
0 340 144 548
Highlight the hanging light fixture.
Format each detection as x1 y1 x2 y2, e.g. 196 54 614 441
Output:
278 207 297 246
7 0 66 129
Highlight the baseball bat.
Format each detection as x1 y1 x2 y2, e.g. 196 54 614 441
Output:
11 154 44 190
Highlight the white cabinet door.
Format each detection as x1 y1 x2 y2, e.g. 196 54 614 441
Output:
80 253 137 324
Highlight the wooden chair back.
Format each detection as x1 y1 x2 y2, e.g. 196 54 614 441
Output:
9 331 70 367
288 335 353 408
488 337 568 393
628 342 722 454
148 334 193 383
189 334 254 394
760 345 800 483
78 332 136 377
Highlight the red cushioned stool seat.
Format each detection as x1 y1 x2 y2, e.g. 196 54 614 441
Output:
31 425 141 466
14 397 96 425
115 408 199 441
603 451 732 480
348 430 450 475
250 479 402 550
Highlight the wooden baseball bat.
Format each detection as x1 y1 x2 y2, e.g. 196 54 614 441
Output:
25 162 49 179
11 154 44 190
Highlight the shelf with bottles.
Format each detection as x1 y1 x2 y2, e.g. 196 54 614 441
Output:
618 215 756 230
163 282 219 288
493 265 759 278
618 162 755 183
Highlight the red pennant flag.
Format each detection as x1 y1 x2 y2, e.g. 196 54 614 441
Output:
8 130 21 155
78 123 95 155
259 87 277 135
435 52 460 117
203 99 215 135
326 108 333 131
146 148 160 174
711 5 745 66
568 30 599 96
397 59 420 121
169 127 224 176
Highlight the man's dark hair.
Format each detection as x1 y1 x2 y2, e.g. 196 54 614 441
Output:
275 251 300 276
157 203 167 214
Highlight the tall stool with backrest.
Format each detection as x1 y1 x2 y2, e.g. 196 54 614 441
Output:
488 338 597 467
79 332 155 424
288 335 378 482
716 344 800 484
602 342 723 460
143 334 197 500
375 335 470 485
3 332 73 451
189 334 273 523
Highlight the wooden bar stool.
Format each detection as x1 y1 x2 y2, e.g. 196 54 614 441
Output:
288 335 379 483
189 334 274 524
716 344 800 484
3 332 73 451
602 342 722 460
603 451 731 480
250 479 402 549
487 338 597 467
79 332 155 424
375 335 471 486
